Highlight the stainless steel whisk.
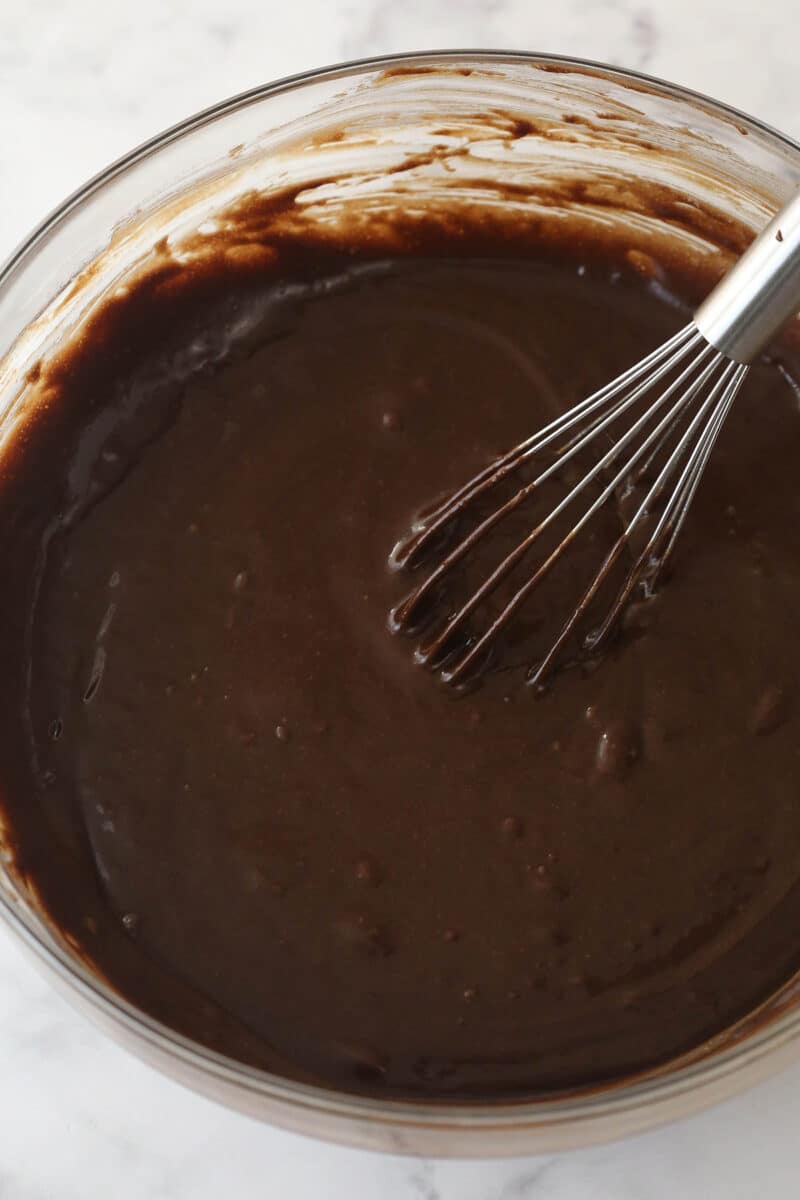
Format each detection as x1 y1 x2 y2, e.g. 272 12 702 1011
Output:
391 191 800 687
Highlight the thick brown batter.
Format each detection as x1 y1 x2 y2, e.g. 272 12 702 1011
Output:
1 215 800 1100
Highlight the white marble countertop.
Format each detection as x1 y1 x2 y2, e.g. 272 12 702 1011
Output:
1 1 799 1196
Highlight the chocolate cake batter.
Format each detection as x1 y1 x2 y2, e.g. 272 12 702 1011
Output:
1 198 800 1100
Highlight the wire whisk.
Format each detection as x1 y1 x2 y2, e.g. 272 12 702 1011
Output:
390 190 800 688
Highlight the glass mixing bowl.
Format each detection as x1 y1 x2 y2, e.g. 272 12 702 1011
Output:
1 51 800 1157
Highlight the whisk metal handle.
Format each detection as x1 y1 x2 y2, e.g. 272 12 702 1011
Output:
694 189 800 364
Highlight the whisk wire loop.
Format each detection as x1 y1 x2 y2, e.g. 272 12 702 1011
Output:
391 323 750 686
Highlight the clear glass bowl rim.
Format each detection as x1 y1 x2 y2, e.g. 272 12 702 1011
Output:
2 47 800 1139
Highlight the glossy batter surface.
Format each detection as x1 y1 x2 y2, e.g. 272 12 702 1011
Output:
2 243 800 1099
